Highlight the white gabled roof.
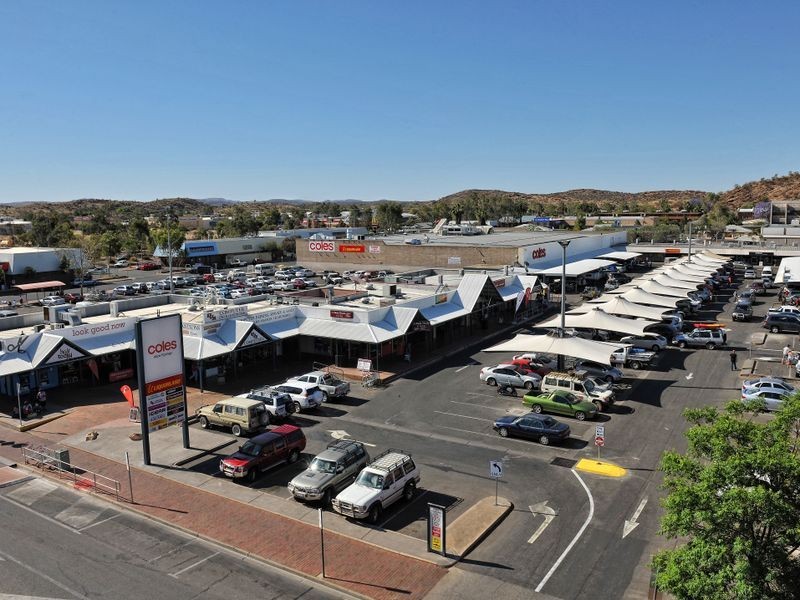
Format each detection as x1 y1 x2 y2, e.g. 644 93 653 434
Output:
620 287 682 308
652 274 701 291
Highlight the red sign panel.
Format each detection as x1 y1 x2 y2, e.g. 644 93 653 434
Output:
330 310 354 319
339 243 366 253
530 247 547 260
664 248 681 255
594 436 605 447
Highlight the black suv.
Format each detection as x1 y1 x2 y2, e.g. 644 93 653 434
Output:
763 314 800 334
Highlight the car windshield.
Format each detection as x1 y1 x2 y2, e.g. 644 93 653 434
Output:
239 442 262 456
584 379 596 392
356 471 384 489
563 393 579 404
310 458 337 474
541 416 558 427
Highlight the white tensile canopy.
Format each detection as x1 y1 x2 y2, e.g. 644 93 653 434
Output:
675 263 717 276
568 296 670 321
620 287 682 308
638 279 696 299
696 252 729 263
653 273 702 291
670 266 713 281
536 308 652 336
483 332 626 366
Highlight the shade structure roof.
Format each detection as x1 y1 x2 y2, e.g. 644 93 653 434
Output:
652 274 702 291
619 287 682 308
638 279 696 299
483 332 626 366
569 295 670 321
674 263 717 276
597 251 642 261
667 266 712 281
14 280 67 292
531 258 616 277
536 308 652 336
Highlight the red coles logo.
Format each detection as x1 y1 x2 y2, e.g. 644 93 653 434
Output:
148 340 178 355
531 247 547 259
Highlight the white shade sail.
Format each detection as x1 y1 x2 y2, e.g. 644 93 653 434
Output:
568 296 669 321
675 263 716 276
638 279 696 299
653 274 702 291
532 258 616 277
620 287 682 308
537 308 652 336
483 333 626 366
668 266 712 282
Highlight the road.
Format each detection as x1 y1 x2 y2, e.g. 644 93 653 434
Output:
0 475 349 600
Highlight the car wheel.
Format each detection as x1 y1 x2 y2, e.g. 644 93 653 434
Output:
294 401 302 413
487 377 497 386
575 411 587 421
652 345 661 352
771 326 780 333
539 435 550 445
321 391 329 403
678 341 687 348
706 343 716 350
531 404 543 414
403 481 416 502
247 469 257 484
524 381 534 390
630 361 641 370
199 416 209 429
368 503 382 524
498 427 509 438
288 449 299 464
231 424 242 437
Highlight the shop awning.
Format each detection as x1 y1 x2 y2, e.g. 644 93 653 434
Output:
484 332 627 366
420 302 471 325
532 259 616 277
257 317 302 340
14 280 67 292
536 308 652 336
182 334 237 361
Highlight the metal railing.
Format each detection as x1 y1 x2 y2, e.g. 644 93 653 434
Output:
21 445 122 501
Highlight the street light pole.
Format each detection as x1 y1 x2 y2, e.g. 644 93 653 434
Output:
557 240 571 371
687 221 693 263
167 213 174 293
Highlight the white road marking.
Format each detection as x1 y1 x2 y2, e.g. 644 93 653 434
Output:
6 478 57 506
148 539 195 563
0 494 80 535
169 552 220 577
535 469 594 593
685 372 694 380
327 430 376 447
0 548 90 600
78 513 120 532
465 392 498 398
438 426 573 452
455 364 472 373
449 400 526 414
55 497 107 530
622 498 648 538
527 501 556 544
434 410 487 422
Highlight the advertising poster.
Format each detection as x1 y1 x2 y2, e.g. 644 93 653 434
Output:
137 315 186 434
428 503 446 555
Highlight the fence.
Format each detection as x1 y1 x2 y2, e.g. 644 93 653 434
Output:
21 445 122 502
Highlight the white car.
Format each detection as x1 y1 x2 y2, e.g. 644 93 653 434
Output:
295 268 315 278
741 389 789 411
230 289 249 299
741 377 795 397
619 334 668 352
41 295 66 306
479 365 541 390
112 260 129 268
270 383 324 412
744 269 757 279
271 281 294 291
302 278 318 288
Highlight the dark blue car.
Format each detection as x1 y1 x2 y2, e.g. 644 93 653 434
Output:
493 413 570 445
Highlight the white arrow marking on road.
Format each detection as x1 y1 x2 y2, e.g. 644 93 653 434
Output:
685 372 694 380
327 430 376 447
528 501 557 544
622 498 648 539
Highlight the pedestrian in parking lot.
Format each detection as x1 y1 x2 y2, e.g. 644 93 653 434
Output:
729 349 738 371
784 345 792 365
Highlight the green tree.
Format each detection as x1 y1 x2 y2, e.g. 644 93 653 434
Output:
375 201 403 231
27 213 74 247
228 206 261 236
95 231 123 264
151 224 185 264
653 396 800 599
574 213 587 231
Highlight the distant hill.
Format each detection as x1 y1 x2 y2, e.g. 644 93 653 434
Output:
437 188 706 209
719 172 800 206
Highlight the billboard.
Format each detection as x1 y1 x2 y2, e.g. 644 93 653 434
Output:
137 315 186 435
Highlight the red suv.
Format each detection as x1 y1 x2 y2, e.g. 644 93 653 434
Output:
137 262 159 271
219 425 306 483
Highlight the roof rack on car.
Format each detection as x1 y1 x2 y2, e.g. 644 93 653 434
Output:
369 448 412 473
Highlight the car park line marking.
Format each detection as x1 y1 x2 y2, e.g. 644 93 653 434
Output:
449 400 524 413
466 392 499 399
434 410 488 422
0 548 90 600
78 513 119 532
148 540 195 563
439 426 574 453
0 494 81 535
528 501 557 544
535 469 594 593
169 552 220 577
622 498 648 538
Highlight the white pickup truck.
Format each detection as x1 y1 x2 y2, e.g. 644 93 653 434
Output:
768 305 800 317
286 371 350 401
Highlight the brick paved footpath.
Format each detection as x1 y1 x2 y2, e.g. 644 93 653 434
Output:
0 427 446 600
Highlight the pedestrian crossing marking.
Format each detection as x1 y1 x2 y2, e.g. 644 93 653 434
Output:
55 496 107 530
6 479 57 506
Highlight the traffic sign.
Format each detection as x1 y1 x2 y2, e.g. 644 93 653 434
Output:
595 425 605 438
595 436 605 447
489 460 503 479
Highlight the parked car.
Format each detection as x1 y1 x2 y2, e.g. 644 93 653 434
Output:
404 238 422 245
0 310 19 318
286 371 350 401
332 449 420 523
744 269 757 279
493 413 571 445
291 278 307 290
732 302 753 322
539 371 615 411
762 314 800 334
113 285 137 296
63 292 83 304
572 360 623 383
137 262 160 271
741 377 795 398
112 259 129 268
508 357 552 376
41 295 66 306
219 425 306 483
749 281 766 295
740 390 790 412
619 333 668 352
274 270 294 281
295 268 315 278
769 305 800 317
288 439 370 504
673 329 725 349
272 281 294 291
271 383 324 412
72 278 99 287
521 390 598 421
196 396 270 436
479 365 542 390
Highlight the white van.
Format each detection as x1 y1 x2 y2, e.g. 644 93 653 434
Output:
762 266 773 278
254 263 275 276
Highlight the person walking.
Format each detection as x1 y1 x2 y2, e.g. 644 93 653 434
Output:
784 345 792 365
729 349 738 371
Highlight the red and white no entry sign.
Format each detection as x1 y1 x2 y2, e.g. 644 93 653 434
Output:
594 436 605 447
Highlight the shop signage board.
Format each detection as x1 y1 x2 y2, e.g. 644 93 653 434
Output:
435 294 448 305
330 310 354 319
357 358 372 372
308 240 335 252
238 327 269 348
44 343 88 365
427 503 446 555
493 278 506 289
447 256 461 265
136 314 189 465
368 245 381 253
338 243 366 253
203 306 248 323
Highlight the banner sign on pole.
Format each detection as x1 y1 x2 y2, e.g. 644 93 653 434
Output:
427 503 446 555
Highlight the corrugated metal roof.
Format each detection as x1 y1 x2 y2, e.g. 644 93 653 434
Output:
455 273 491 311
182 334 235 361
29 334 66 367
598 251 642 260
420 302 471 325
371 306 418 342
258 318 301 340
298 318 378 343
76 331 136 356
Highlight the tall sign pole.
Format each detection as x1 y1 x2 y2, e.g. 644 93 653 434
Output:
557 240 571 371
136 314 189 465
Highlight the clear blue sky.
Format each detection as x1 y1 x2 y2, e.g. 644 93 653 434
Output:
1 1 798 203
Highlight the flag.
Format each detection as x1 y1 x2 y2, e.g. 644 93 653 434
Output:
120 385 135 407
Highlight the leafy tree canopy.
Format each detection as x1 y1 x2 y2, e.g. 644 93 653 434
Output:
653 396 800 599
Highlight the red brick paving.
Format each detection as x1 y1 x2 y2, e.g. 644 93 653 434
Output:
0 427 446 600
